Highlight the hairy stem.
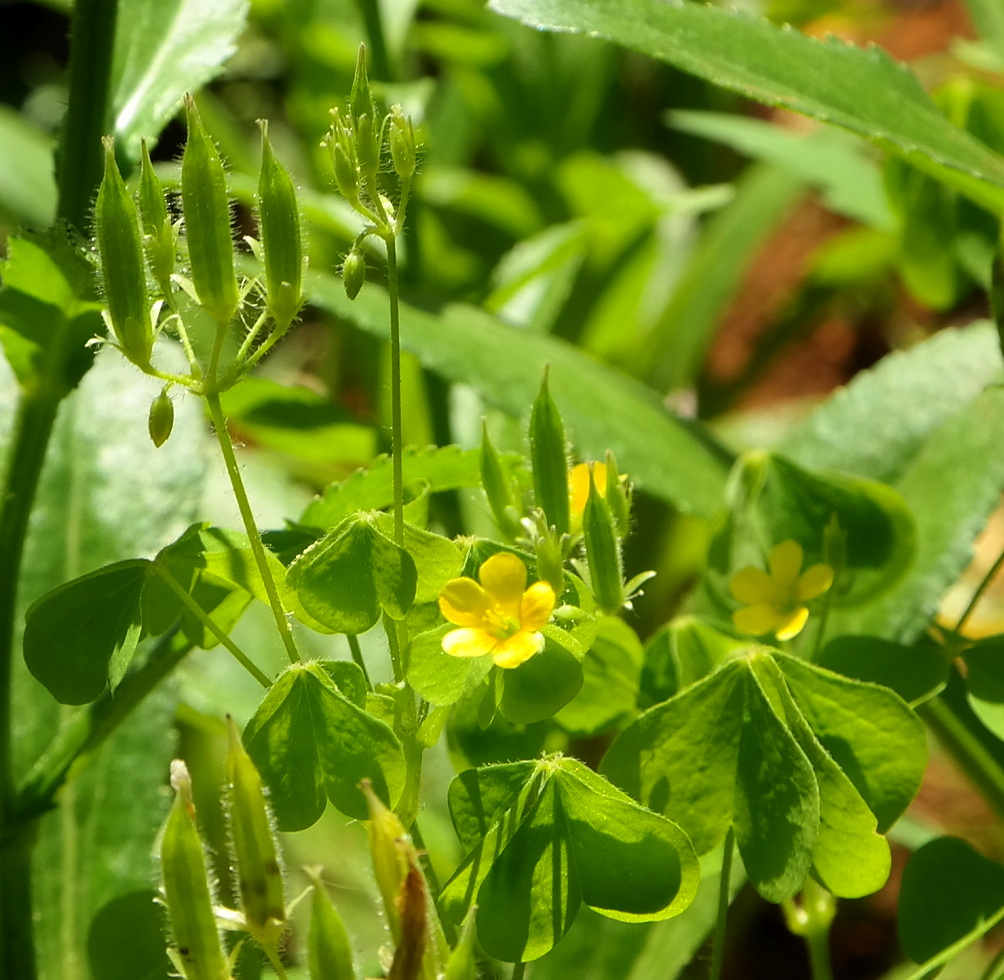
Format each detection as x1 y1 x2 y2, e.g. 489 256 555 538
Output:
386 235 404 550
205 390 300 665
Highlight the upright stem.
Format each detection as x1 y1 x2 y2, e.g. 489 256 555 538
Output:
511 962 526 980
709 827 735 980
955 545 1004 635
204 390 300 666
386 236 404 550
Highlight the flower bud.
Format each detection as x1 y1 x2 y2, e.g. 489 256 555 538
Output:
181 95 239 325
583 466 624 614
355 114 381 187
95 136 154 368
256 121 304 330
604 451 631 531
342 249 366 300
306 868 356 980
160 760 230 980
480 420 521 540
330 133 361 206
388 853 427 980
388 106 416 181
224 716 285 951
148 387 175 448
530 367 570 536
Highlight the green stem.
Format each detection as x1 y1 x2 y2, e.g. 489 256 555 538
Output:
383 612 404 684
709 827 735 980
16 630 192 817
264 945 290 980
955 545 1004 635
346 634 373 690
155 566 270 687
386 235 404 550
204 390 300 665
511 962 526 980
921 695 1004 821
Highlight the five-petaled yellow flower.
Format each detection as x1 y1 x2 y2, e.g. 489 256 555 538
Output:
730 540 833 641
438 552 556 669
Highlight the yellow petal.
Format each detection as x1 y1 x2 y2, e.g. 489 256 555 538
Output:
798 563 834 602
493 631 544 669
438 578 490 628
769 540 804 587
730 566 776 605
520 581 556 631
568 463 593 518
478 552 527 615
442 628 497 659
775 606 810 641
733 603 783 637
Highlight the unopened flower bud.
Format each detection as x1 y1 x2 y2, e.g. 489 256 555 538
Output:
95 137 154 368
181 95 239 325
388 852 427 980
342 249 366 300
224 716 285 951
256 121 304 330
355 114 381 187
583 466 624 614
148 387 174 448
388 106 416 180
362 779 409 941
330 138 361 205
160 760 229 980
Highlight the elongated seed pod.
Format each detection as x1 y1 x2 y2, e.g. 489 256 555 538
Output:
95 137 153 368
256 121 303 330
224 716 286 951
480 421 520 540
305 868 356 980
354 114 381 188
139 139 175 295
181 96 239 325
604 451 631 531
583 467 624 615
160 760 230 980
529 368 570 536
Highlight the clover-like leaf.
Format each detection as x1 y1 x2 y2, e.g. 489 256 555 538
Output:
441 756 698 962
243 662 406 829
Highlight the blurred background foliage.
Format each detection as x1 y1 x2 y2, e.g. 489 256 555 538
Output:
3 0 1004 977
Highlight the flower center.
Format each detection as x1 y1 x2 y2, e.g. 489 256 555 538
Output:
483 606 521 640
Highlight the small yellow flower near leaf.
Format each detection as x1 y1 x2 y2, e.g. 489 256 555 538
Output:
569 462 607 533
730 540 833 641
439 552 555 669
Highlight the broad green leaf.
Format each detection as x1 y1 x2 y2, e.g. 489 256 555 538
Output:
642 162 804 393
602 650 922 900
962 636 1004 740
111 0 249 161
776 654 926 832
499 638 584 725
23 559 150 704
407 624 489 706
556 617 643 736
372 515 464 604
300 445 521 530
308 273 732 517
441 757 698 962
783 323 1002 483
0 229 101 388
817 635 948 706
87 890 172 980
668 110 892 229
826 384 1004 642
446 697 552 771
488 0 1004 211
898 837 1004 963
243 662 406 829
0 105 57 227
288 514 417 634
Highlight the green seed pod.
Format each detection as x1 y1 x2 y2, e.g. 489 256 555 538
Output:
139 140 176 297
480 420 521 540
305 868 356 980
331 136 361 206
256 121 303 330
349 44 377 122
148 387 175 448
388 106 416 181
604 451 631 531
443 907 477 980
224 716 286 951
529 367 570 536
160 760 230 980
583 467 624 615
342 249 366 300
362 779 409 941
354 113 381 187
534 524 565 597
95 136 154 368
181 95 239 325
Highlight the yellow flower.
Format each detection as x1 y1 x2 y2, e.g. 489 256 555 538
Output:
569 462 607 534
730 540 833 641
438 552 556 669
